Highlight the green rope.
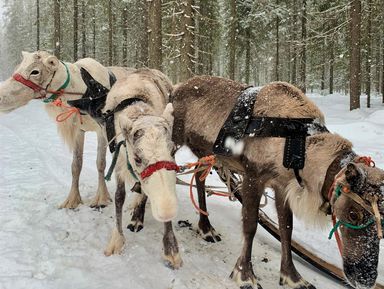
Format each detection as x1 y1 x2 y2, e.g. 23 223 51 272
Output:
43 61 71 103
104 140 139 182
335 185 342 198
328 218 384 240
125 146 139 181
105 141 125 181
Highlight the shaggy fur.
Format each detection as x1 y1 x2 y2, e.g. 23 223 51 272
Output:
94 69 182 269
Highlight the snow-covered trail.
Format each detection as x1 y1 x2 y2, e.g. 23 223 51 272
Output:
0 94 383 289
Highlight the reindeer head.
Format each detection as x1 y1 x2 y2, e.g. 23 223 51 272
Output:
119 104 178 222
331 160 384 289
0 51 60 113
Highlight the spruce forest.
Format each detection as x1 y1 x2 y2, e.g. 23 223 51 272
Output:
0 0 383 110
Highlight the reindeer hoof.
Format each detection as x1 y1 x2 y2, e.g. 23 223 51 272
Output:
163 252 183 270
198 227 221 243
127 221 144 232
279 275 316 289
230 266 261 289
59 194 83 209
90 192 112 208
104 228 125 256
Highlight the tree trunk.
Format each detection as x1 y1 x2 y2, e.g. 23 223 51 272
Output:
92 4 96 58
275 0 280 81
138 0 149 67
298 0 307 93
291 0 298 85
53 0 61 58
350 0 361 110
148 0 162 70
228 0 236 80
245 27 251 84
329 36 334 94
81 0 86 58
36 0 40 50
180 0 195 81
381 0 384 102
122 4 128 67
73 0 78 61
108 0 113 66
365 0 372 108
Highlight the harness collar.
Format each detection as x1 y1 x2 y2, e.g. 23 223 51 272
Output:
12 61 71 101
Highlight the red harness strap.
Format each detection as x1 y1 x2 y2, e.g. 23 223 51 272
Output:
13 73 45 95
140 161 179 180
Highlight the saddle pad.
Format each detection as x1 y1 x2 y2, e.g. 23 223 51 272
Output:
213 86 259 156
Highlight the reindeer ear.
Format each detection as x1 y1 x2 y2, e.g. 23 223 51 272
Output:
162 103 174 128
21 51 30 59
345 163 364 189
119 115 134 138
43 55 60 71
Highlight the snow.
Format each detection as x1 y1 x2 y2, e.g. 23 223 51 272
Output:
0 94 383 289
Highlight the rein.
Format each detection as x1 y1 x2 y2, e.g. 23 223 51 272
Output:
327 156 383 255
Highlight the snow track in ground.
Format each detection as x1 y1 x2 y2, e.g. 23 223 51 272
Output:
0 95 383 289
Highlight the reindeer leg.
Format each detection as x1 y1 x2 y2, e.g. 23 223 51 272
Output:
90 132 112 208
275 191 316 289
230 173 263 289
196 169 221 242
163 221 183 269
104 179 126 256
59 130 84 209
127 186 147 232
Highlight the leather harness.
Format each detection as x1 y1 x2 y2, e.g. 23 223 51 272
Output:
213 86 329 185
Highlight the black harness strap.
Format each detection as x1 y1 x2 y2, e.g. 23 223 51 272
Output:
213 86 259 155
213 86 328 185
104 97 144 153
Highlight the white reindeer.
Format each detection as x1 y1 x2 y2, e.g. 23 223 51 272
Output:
0 51 131 208
70 69 182 269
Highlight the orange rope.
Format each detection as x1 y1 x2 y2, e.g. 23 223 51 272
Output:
51 98 83 124
187 155 216 216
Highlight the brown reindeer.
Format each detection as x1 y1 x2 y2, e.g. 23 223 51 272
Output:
170 75 384 289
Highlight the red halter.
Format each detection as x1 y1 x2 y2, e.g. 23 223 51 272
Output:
12 73 47 98
140 161 180 180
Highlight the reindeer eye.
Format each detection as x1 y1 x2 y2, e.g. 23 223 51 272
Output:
133 129 144 142
30 70 40 75
349 211 359 222
134 155 142 165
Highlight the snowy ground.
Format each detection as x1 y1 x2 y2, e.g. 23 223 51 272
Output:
0 93 383 289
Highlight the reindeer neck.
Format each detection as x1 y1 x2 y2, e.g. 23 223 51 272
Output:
47 62 86 101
